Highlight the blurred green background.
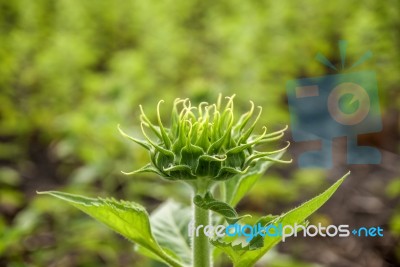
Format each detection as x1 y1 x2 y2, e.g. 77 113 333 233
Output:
0 0 399 266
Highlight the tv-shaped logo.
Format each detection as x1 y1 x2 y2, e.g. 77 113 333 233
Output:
287 41 382 168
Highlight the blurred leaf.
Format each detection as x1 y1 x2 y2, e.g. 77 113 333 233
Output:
389 212 400 236
137 200 192 266
225 151 285 207
0 167 20 186
0 188 24 209
293 169 325 189
386 178 400 198
248 175 297 204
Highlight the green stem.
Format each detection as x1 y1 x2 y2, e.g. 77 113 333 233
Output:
193 201 211 267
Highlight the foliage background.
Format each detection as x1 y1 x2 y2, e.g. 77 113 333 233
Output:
0 0 399 266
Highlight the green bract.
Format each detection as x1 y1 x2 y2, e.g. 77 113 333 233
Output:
118 95 290 186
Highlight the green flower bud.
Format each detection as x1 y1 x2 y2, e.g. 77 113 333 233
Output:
119 95 290 186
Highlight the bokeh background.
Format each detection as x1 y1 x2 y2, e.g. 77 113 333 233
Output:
0 0 399 266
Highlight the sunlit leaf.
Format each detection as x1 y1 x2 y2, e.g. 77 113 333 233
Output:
213 172 350 267
194 192 248 224
37 191 185 267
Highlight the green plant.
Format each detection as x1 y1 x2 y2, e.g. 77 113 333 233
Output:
38 95 348 267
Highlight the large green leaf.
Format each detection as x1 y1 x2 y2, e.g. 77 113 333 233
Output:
225 151 285 207
37 191 184 267
144 200 192 266
213 172 350 267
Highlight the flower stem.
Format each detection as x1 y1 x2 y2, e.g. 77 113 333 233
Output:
193 195 211 267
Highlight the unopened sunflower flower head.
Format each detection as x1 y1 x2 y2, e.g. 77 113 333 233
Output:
118 95 290 187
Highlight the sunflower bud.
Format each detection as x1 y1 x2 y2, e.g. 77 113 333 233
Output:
119 95 290 188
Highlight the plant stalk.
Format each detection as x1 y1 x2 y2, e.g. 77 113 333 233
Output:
192 190 211 267
192 179 212 267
